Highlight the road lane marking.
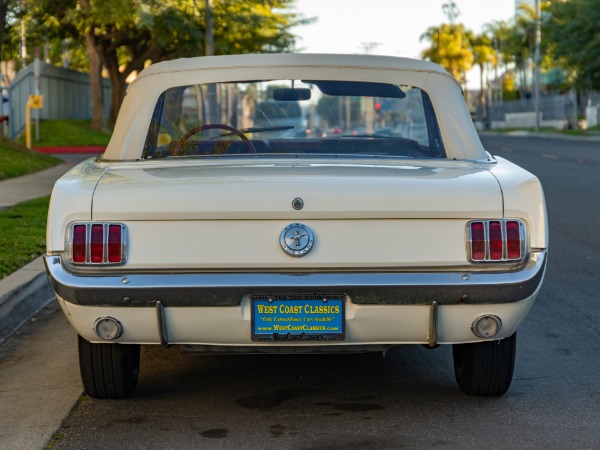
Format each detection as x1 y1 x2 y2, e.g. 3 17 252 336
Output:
501 147 514 152
542 154 559 160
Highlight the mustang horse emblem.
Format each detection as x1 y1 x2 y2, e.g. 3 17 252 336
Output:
289 230 306 247
280 223 314 257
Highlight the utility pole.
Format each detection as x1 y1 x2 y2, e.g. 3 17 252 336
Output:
205 0 217 121
34 48 40 142
19 19 26 69
533 0 541 132
204 0 214 56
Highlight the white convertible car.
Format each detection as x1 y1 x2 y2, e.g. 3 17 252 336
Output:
45 54 547 398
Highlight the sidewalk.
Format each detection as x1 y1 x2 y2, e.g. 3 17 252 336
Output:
0 157 87 344
0 162 69 210
0 154 94 449
0 302 81 449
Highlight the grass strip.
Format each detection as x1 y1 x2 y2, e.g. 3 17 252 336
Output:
0 137 61 181
0 196 49 280
16 119 111 147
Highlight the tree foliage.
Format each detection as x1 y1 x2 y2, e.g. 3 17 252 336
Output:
3 0 308 128
420 23 474 87
420 2 473 89
546 0 600 90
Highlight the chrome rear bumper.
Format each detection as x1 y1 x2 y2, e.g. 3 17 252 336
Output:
44 251 546 307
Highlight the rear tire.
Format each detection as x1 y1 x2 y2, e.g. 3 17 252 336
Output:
78 335 140 399
453 332 516 396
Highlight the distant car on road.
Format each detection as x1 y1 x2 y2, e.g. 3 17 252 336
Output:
254 99 306 138
45 53 547 398
1 92 9 116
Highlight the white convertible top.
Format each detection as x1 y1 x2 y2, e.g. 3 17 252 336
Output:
106 53 487 161
134 53 455 83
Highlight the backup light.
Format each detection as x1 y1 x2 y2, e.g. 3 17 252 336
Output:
69 223 127 265
93 317 123 340
472 315 502 338
467 220 525 263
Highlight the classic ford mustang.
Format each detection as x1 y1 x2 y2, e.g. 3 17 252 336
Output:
45 53 547 398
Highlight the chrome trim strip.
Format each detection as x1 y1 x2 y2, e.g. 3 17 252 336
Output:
44 251 546 308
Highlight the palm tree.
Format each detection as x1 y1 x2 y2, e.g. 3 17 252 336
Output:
483 20 513 103
472 33 496 120
420 23 474 92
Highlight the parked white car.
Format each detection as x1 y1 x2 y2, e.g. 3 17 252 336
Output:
45 53 547 398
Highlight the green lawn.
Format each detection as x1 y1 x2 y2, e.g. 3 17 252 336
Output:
0 137 61 181
0 196 50 280
17 119 111 147
0 119 112 279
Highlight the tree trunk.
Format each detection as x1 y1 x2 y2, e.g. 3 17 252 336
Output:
103 41 157 125
478 63 486 126
84 30 105 131
0 0 9 72
103 49 126 125
479 63 485 110
79 0 104 131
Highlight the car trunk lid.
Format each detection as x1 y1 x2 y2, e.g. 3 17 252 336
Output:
92 161 502 221
90 161 502 269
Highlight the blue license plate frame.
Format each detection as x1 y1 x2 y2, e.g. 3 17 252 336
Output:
251 295 345 342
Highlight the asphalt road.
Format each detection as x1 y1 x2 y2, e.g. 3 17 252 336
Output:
48 135 600 449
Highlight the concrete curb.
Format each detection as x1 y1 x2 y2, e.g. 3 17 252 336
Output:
0 155 93 346
34 146 106 154
480 131 600 142
0 257 55 345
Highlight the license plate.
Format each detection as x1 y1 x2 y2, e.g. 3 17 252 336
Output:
251 295 345 342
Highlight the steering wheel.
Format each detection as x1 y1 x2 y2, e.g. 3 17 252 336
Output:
181 123 256 154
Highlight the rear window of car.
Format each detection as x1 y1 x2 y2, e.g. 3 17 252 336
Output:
142 80 446 160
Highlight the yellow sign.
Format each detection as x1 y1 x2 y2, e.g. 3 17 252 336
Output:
29 95 43 109
25 95 44 148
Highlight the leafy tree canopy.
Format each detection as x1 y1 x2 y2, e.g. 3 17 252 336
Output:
4 0 309 125
420 23 474 83
546 0 600 90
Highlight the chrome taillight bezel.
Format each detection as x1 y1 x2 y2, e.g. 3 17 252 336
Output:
68 222 128 265
466 219 527 263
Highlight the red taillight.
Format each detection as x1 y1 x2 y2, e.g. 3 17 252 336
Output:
70 223 126 265
506 220 522 260
72 225 87 263
488 221 503 260
90 224 104 263
470 222 485 261
107 225 123 263
468 220 524 263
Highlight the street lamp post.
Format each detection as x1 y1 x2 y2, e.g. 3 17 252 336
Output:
534 0 541 132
